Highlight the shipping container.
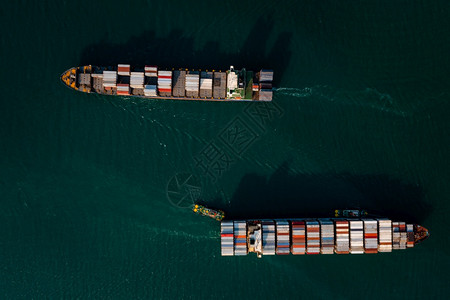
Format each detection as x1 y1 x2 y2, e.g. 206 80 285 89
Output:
406 224 414 248
144 85 157 97
306 221 320 254
259 70 274 82
335 220 350 254
318 219 334 254
116 83 130 95
363 219 378 253
258 90 273 101
221 221 234 256
398 222 407 249
262 220 276 255
275 220 290 255
118 64 130 76
158 70 172 77
378 219 393 252
234 221 248 256
145 65 158 77
392 222 401 250
157 71 172 96
102 71 117 88
200 71 213 98
185 72 200 98
290 220 306 254
350 220 364 254
173 70 186 97
213 72 227 99
130 72 145 89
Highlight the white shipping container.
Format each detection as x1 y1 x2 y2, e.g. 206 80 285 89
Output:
221 221 234 256
378 219 393 252
158 70 172 77
350 221 364 254
200 79 213 90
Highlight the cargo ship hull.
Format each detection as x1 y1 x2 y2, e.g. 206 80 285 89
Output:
61 64 274 102
220 218 429 257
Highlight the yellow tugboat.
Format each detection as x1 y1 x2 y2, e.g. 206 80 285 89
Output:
192 204 225 221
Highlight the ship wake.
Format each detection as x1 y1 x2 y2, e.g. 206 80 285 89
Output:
274 86 411 117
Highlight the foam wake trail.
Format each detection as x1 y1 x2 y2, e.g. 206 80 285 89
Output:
274 87 313 98
274 86 410 117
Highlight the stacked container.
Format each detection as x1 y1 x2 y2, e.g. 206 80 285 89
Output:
349 220 364 254
117 83 130 96
378 219 393 252
259 70 274 82
233 221 248 256
392 222 401 249
157 70 172 96
399 222 407 249
144 85 157 97
213 72 226 98
406 224 414 248
319 219 334 254
291 220 306 254
306 221 320 254
102 71 117 88
172 70 186 97
144 66 157 77
130 72 144 89
363 219 378 253
199 72 213 98
220 218 419 257
258 69 274 101
118 64 130 76
275 220 290 255
262 220 276 255
258 90 273 101
221 221 234 256
335 220 350 254
185 72 200 98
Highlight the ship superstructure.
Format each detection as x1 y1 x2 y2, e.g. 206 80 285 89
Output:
61 65 274 101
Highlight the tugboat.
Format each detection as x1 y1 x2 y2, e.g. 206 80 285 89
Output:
192 204 225 221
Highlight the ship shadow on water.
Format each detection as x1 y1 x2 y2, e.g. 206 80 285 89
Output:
211 163 432 224
79 16 292 86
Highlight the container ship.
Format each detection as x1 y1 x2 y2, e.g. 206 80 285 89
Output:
60 64 274 101
220 218 429 257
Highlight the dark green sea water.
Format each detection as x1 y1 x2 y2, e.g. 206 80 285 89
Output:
1 0 450 298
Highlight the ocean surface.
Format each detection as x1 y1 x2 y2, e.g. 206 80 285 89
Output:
1 0 450 298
